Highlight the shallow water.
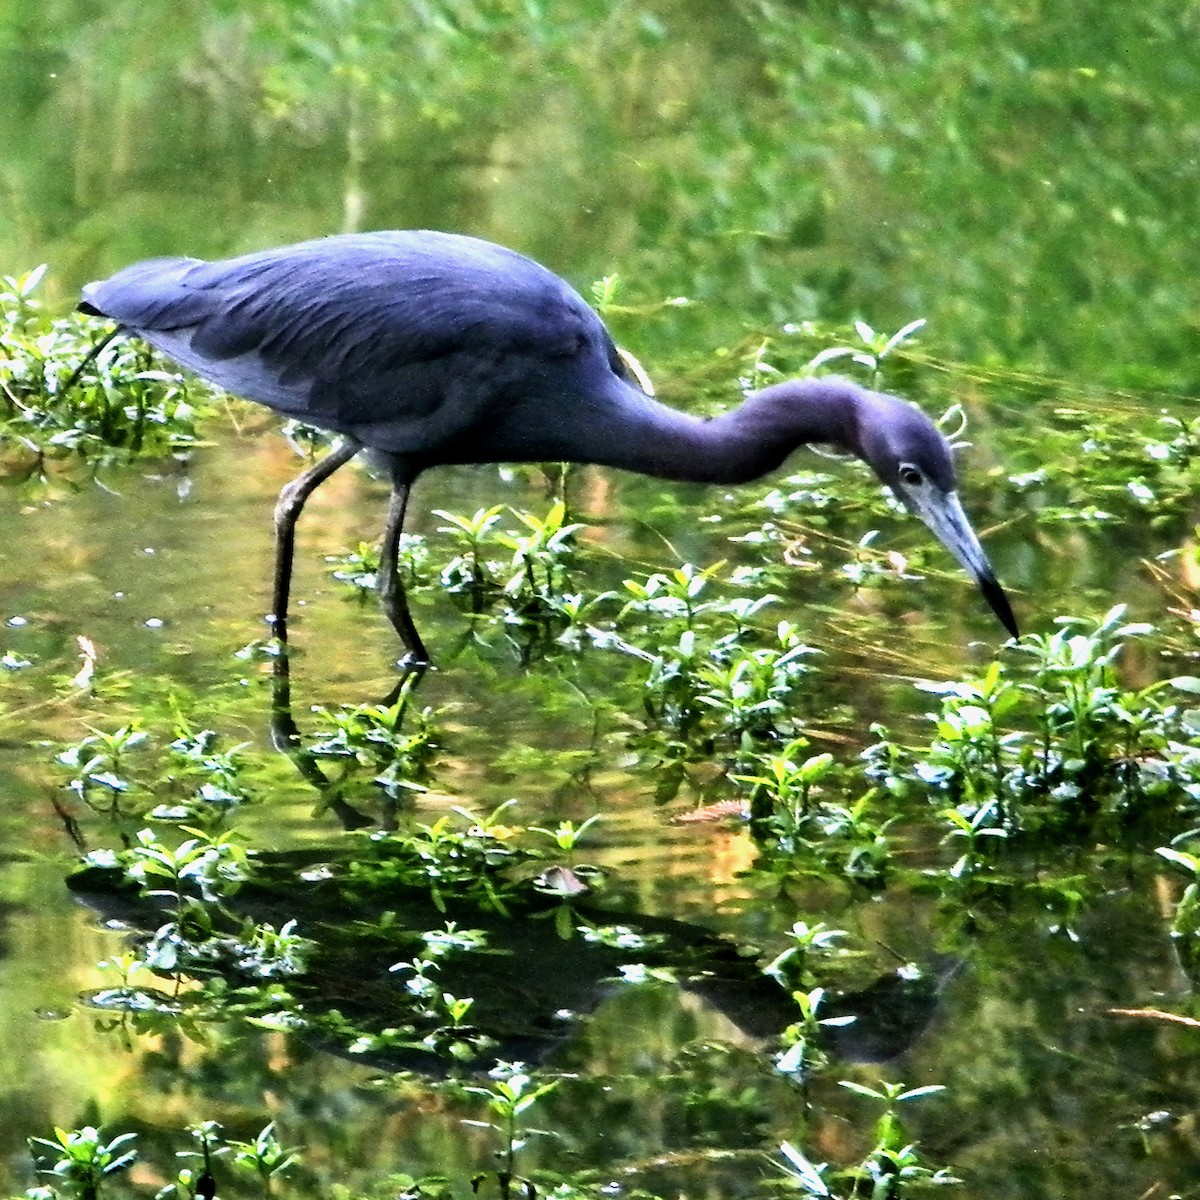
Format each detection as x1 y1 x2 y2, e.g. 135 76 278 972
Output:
4 4 1200 1198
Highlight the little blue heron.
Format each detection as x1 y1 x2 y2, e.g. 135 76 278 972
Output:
78 230 1018 665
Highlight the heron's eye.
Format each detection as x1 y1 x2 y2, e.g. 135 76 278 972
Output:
898 463 924 487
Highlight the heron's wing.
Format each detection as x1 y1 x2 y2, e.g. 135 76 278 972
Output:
80 231 608 448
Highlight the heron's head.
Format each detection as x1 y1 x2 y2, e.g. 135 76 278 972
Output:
857 392 1019 639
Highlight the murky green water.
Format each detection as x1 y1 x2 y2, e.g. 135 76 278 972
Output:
4 3 1200 1197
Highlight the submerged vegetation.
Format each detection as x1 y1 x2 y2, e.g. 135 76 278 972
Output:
5 1 1200 1195
6 267 1200 1197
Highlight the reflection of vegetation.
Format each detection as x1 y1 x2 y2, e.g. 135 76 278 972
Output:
9 1 1198 385
7 3 1200 1196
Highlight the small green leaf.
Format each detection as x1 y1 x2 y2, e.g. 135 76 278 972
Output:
839 1080 886 1101
778 1141 830 1195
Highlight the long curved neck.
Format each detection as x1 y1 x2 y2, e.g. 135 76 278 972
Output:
581 376 868 484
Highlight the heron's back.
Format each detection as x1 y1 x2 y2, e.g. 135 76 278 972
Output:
80 231 619 457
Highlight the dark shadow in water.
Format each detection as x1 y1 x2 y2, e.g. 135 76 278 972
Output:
819 955 964 1063
67 849 959 1075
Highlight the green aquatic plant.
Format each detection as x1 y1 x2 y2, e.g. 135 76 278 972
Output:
228 1122 300 1199
27 1126 137 1200
118 826 252 977
527 813 602 855
539 588 617 652
776 1140 835 1196
0 266 200 471
911 659 1022 817
1008 405 1200 528
838 1081 959 1199
804 318 928 389
160 725 255 827
1155 842 1200 982
696 623 815 744
619 561 728 636
326 533 431 599
775 987 847 1081
157 1121 223 1200
125 825 250 905
347 800 528 914
52 708 273 833
459 1062 561 1198
611 564 817 775
764 921 851 993
149 1120 296 1200
768 923 858 1081
737 741 837 826
870 607 1200 849
735 744 897 887
356 501 595 651
353 922 493 1061
773 1084 960 1198
841 1080 947 1151
231 918 315 979
307 686 441 804
937 799 1009 880
435 504 507 604
81 823 300 1005
496 500 584 611
56 724 150 816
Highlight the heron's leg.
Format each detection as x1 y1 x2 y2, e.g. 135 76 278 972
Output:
271 438 361 639
378 479 430 670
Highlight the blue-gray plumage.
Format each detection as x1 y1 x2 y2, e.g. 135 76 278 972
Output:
79 230 1018 665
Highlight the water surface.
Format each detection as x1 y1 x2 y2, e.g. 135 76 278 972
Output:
2 3 1200 1197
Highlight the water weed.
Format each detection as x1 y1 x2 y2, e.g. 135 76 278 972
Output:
27 1126 137 1200
869 607 1200 849
1 267 200 472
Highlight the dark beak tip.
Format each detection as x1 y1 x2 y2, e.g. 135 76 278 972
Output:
977 571 1019 641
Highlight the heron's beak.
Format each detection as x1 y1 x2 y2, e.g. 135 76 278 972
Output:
902 487 1019 639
